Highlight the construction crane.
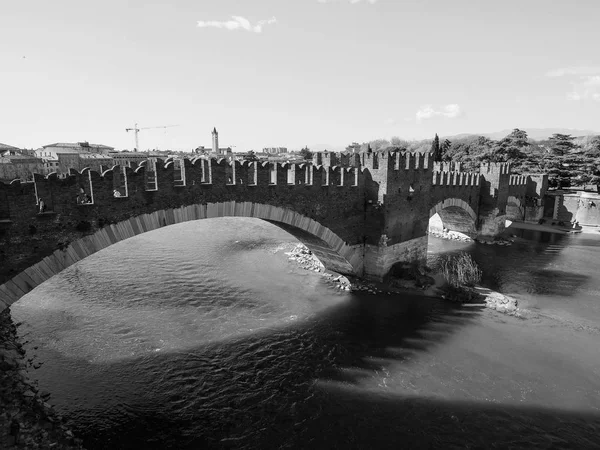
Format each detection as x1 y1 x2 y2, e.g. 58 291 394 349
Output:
125 123 179 152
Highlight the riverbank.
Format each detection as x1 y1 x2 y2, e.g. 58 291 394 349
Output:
0 308 84 449
285 243 521 316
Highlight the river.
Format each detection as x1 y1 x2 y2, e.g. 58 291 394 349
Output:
11 218 600 449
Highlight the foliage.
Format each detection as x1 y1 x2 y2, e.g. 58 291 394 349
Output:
299 147 313 160
431 134 441 161
438 252 482 288
548 133 577 156
489 128 529 162
361 130 599 189
243 150 258 162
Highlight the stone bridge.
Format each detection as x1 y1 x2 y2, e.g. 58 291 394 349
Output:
0 150 548 310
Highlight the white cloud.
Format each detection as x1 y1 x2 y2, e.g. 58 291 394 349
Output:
545 66 600 77
416 104 463 122
318 0 378 3
546 66 600 102
197 16 277 33
583 75 600 87
384 118 396 125
564 75 600 103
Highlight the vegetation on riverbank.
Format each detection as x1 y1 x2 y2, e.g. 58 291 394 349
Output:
368 129 600 189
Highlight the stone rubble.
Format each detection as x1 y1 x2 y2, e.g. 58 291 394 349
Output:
0 308 85 449
428 228 515 246
427 229 473 242
472 287 521 316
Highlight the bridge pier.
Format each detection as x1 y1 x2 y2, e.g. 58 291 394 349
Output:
362 237 428 281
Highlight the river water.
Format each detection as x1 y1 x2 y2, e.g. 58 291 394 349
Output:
12 218 600 449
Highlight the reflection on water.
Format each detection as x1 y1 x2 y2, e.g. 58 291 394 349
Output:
12 218 600 449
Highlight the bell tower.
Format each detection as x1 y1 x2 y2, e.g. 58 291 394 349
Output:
212 127 219 154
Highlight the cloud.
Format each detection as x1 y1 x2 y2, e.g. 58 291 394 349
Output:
546 66 600 102
384 118 396 125
318 0 378 3
545 66 600 77
197 16 276 33
416 104 463 122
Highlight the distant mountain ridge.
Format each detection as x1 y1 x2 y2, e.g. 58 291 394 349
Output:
444 128 600 141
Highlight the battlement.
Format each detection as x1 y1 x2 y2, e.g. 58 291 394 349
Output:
432 171 481 187
0 156 367 214
433 161 462 172
480 162 511 175
359 150 432 171
509 174 528 186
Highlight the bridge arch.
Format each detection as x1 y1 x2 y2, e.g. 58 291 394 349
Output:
0 202 362 311
429 198 478 236
506 195 525 221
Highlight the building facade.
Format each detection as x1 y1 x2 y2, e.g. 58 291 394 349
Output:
0 147 44 182
263 147 288 155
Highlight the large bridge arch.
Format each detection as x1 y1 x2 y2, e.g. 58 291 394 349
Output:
429 198 478 236
0 201 363 311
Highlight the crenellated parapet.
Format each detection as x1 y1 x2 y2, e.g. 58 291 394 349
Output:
432 171 481 187
433 161 462 172
509 174 528 186
480 162 511 175
0 150 552 289
360 150 432 172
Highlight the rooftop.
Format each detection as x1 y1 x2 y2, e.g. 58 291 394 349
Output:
42 142 114 150
0 143 21 151
79 153 114 159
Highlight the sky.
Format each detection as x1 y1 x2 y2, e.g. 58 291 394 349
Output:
1 0 599 152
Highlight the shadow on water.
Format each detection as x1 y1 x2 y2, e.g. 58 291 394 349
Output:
428 231 592 297
39 291 600 450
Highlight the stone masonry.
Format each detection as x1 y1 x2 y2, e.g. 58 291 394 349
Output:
0 150 548 309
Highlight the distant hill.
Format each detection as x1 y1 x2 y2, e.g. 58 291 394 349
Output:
444 128 599 141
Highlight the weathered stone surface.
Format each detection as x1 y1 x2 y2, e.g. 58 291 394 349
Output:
0 153 548 308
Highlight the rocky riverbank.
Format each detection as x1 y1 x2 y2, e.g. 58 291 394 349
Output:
428 228 515 246
285 243 521 316
427 228 473 242
0 308 84 449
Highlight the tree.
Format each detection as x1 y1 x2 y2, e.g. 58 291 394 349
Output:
548 133 578 156
243 150 258 162
489 129 529 162
431 133 441 161
299 146 313 160
368 139 391 151
441 139 451 152
390 136 409 150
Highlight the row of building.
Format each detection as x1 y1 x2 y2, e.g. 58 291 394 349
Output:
0 127 356 182
0 141 175 182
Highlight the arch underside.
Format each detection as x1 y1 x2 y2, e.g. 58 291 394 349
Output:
506 196 524 221
0 202 361 311
429 199 477 236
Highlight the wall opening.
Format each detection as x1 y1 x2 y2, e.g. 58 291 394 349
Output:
248 162 257 185
113 165 128 197
145 159 158 191
77 170 94 205
174 159 186 187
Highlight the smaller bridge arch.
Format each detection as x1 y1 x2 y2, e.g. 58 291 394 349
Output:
429 198 478 236
506 195 525 221
0 202 363 311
